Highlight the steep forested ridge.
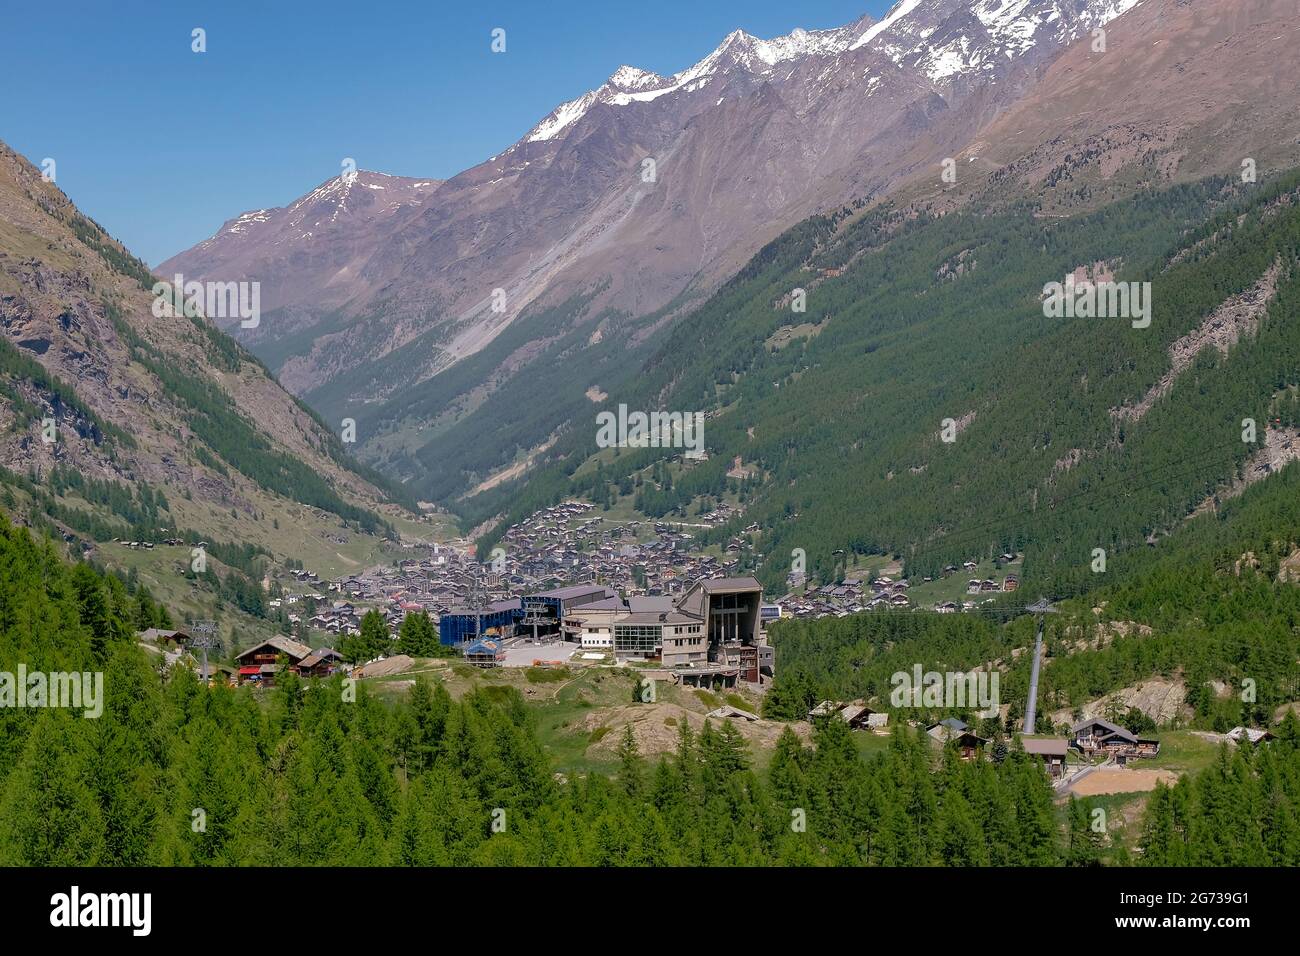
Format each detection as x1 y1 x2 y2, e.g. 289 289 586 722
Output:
767 440 1300 729
469 169 1300 598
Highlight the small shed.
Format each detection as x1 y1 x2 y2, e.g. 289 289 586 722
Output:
1226 726 1276 745
1021 737 1070 777
464 639 505 668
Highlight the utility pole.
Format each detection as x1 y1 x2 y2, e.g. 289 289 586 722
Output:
467 573 485 645
1023 597 1057 735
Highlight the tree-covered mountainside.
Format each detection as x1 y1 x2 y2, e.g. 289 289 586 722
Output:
466 167 1300 597
766 436 1300 731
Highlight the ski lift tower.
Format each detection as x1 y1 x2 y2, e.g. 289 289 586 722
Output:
188 619 218 684
1022 597 1057 735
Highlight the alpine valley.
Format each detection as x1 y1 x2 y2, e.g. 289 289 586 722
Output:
164 0 1300 590
5 0 1300 876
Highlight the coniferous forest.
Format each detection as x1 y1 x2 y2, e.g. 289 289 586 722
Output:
9 5 1300 940
4 516 1300 868
468 171 1300 599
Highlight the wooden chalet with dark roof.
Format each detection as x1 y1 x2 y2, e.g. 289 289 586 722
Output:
1070 717 1160 761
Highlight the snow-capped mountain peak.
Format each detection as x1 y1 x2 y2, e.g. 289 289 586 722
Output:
850 0 925 51
607 65 666 91
522 17 874 144
671 20 869 81
521 1 1145 149
842 0 1145 81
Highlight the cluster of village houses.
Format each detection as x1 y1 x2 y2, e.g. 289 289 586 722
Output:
258 501 763 642
804 703 1163 779
140 572 776 690
127 501 785 687
807 704 1277 781
921 716 1162 778
776 556 1020 619
127 501 1033 692
255 502 1023 647
494 500 753 596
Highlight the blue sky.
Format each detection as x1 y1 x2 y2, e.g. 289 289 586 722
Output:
0 0 889 265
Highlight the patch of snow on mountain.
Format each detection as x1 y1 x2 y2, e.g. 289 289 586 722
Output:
925 37 978 81
609 76 710 105
972 0 1045 54
225 210 271 237
526 90 600 143
850 0 923 51
608 65 665 90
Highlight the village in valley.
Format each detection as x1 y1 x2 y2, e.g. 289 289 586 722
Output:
162 498 1025 667
128 496 1282 831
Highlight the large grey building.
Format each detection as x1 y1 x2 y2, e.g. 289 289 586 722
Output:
567 575 773 685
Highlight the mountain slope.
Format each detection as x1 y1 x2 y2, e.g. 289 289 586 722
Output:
900 0 1300 213
164 0 1153 500
454 0 1300 556
469 155 1300 595
0 140 420 573
157 170 444 371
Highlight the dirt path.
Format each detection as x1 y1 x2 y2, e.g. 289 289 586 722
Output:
1066 766 1179 796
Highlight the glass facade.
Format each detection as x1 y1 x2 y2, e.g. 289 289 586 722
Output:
614 623 662 655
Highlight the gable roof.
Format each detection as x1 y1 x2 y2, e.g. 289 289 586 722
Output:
235 636 312 663
1021 737 1070 757
1071 716 1136 741
297 647 343 669
1227 726 1275 744
705 705 760 722
138 628 190 642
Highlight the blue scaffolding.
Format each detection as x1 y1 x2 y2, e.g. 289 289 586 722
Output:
438 599 522 647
